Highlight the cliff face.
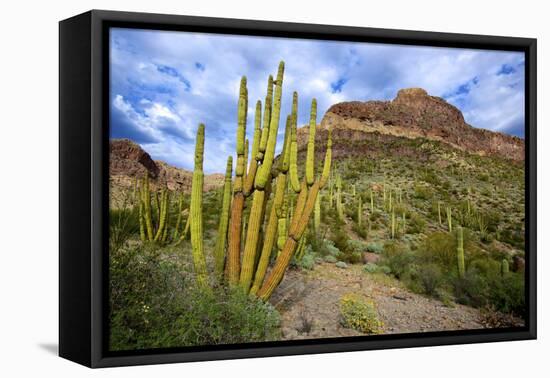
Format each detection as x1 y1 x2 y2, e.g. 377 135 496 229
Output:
110 139 223 192
318 88 524 161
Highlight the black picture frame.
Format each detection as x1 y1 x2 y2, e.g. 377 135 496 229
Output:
59 9 537 368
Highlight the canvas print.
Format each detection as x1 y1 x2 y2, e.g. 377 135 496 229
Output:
108 27 526 352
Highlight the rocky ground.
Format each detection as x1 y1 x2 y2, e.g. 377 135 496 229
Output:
270 262 487 340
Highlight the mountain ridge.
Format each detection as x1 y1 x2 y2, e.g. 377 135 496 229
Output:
316 88 524 162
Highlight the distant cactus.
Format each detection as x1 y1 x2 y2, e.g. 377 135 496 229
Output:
457 226 465 278
370 189 374 212
501 259 510 275
391 208 396 239
357 197 363 228
446 206 453 232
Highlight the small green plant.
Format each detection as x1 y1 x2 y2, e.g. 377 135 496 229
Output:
363 263 378 273
339 293 383 334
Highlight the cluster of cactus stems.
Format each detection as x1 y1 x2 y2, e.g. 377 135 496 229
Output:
137 173 189 245
456 226 465 278
187 61 332 300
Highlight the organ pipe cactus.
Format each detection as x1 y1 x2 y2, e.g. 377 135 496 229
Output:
456 226 465 278
190 124 208 287
240 62 285 291
336 187 343 220
256 110 332 300
213 156 233 279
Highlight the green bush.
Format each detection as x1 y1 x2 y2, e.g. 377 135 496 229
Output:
363 263 378 273
298 252 316 270
109 244 280 351
339 293 383 334
366 242 383 254
406 263 444 296
381 241 412 278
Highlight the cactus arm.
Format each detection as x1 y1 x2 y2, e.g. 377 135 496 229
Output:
173 192 184 240
154 189 167 242
288 92 301 192
143 174 154 241
239 189 267 291
319 128 332 188
226 77 249 284
138 187 146 242
305 99 317 186
214 156 233 279
249 173 286 294
190 124 208 287
257 181 321 300
257 75 273 161
255 61 284 190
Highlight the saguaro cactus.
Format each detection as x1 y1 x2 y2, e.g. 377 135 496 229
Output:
457 226 465 278
190 124 208 287
213 156 233 279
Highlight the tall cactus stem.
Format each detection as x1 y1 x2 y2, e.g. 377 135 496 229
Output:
190 124 208 287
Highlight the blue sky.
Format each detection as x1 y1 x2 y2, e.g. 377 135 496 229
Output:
110 28 525 173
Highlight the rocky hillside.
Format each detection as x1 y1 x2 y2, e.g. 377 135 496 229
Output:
316 88 524 162
110 139 223 193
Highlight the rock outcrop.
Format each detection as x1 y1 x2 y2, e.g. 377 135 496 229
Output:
110 139 223 192
319 88 524 161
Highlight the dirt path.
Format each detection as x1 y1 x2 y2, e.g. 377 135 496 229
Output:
269 262 486 340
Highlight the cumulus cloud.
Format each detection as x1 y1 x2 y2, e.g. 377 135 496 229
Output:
110 28 525 173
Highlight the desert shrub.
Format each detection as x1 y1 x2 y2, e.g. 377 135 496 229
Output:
109 244 280 351
366 242 383 254
407 212 426 234
298 251 316 270
406 263 444 296
318 239 340 257
352 223 368 238
324 255 338 263
363 263 378 273
339 293 383 334
452 268 490 308
413 184 432 200
109 207 140 252
417 231 457 270
378 265 392 275
381 241 412 278
488 271 525 317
